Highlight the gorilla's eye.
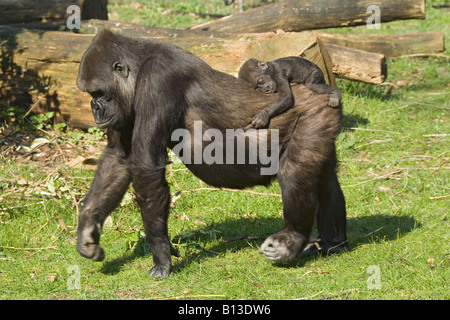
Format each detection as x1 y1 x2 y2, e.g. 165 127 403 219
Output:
113 62 124 72
112 62 129 78
258 61 268 69
257 78 265 86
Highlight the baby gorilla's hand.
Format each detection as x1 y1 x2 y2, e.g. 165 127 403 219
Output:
251 110 270 129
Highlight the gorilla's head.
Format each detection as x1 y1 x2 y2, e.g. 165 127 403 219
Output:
77 30 137 129
238 59 277 94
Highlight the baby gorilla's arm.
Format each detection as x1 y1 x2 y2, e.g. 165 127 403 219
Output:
251 67 295 129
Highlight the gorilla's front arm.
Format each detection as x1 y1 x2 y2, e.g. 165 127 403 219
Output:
77 130 131 261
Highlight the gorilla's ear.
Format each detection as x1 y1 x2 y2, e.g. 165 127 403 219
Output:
113 62 129 78
258 61 268 70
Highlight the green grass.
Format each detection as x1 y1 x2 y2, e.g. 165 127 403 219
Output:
0 1 449 300
106 0 280 28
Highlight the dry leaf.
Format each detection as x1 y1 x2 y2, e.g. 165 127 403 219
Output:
104 216 113 228
67 155 85 168
180 212 189 221
82 158 98 167
47 273 57 282
377 185 392 193
129 2 141 9
68 156 98 168
17 178 28 185
55 216 67 230
194 220 207 226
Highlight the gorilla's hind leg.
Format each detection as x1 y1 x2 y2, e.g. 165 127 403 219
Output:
259 153 317 262
303 167 348 256
131 166 179 279
259 92 343 263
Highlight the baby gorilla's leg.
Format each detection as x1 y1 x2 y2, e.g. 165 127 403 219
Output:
306 84 341 108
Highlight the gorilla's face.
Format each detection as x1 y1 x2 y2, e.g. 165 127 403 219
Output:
238 59 277 94
82 60 130 129
77 31 136 129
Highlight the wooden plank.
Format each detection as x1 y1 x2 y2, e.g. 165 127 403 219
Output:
0 0 107 25
318 32 445 58
80 21 336 82
0 24 336 128
324 44 387 84
188 0 426 33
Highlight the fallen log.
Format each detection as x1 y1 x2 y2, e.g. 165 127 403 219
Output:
81 20 387 85
188 0 425 33
324 44 387 84
0 0 107 25
0 26 95 128
318 32 445 58
0 23 336 128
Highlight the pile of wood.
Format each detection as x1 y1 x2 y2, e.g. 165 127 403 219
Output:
0 0 107 24
189 0 426 33
0 0 445 128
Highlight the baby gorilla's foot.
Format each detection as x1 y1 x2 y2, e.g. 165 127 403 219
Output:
328 95 340 107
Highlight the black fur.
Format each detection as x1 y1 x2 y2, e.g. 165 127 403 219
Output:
76 30 348 278
239 57 341 129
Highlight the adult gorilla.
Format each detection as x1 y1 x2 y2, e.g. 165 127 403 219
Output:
76 30 347 278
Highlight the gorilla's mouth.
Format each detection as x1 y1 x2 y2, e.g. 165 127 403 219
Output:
96 115 115 128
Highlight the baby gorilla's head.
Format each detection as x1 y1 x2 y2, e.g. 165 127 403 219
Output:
238 59 277 94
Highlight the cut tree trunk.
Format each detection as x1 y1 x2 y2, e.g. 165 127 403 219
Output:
0 26 96 128
0 0 107 25
80 20 385 84
318 32 445 58
188 0 425 33
324 44 387 84
0 23 337 128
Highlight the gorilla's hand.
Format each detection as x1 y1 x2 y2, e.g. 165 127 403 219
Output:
251 110 270 129
77 221 105 261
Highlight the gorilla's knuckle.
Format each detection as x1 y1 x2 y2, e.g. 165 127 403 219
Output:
77 242 105 261
77 222 105 261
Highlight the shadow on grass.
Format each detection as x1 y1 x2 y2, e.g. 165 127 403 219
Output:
99 214 419 276
342 112 369 130
338 79 396 102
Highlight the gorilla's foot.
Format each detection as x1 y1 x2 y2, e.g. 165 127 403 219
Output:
301 237 349 257
259 230 307 262
170 244 181 257
328 96 340 107
148 265 171 279
146 240 176 278
77 223 105 261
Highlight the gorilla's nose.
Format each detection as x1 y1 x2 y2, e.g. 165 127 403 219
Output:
91 99 104 116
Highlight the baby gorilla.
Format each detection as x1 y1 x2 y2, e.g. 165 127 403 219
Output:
239 56 341 129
